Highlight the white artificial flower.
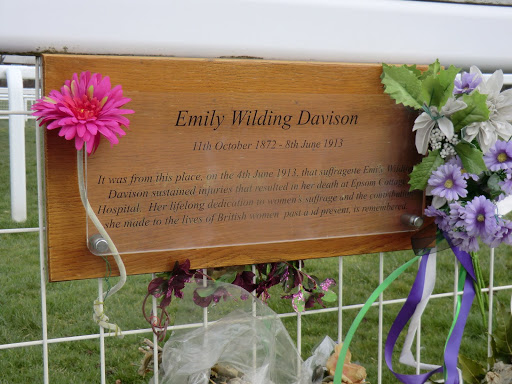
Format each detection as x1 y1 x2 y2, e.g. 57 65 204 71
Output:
426 185 447 208
413 97 467 155
463 66 512 153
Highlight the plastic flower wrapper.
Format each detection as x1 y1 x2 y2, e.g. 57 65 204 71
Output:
151 282 305 384
32 71 134 335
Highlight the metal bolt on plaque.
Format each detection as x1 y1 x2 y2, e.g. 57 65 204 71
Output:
401 214 424 228
88 234 110 255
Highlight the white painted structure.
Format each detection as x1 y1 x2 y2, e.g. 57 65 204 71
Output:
1 0 512 71
2 0 512 383
0 65 35 222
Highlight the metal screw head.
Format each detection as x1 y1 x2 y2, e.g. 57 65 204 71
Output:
401 214 424 228
88 234 110 255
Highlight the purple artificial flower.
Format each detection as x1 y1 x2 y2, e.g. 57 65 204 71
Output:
454 72 482 95
428 164 468 201
448 201 466 229
463 196 498 238
482 218 512 248
499 170 512 195
446 156 479 180
425 205 451 232
500 219 512 245
484 140 512 171
449 230 480 253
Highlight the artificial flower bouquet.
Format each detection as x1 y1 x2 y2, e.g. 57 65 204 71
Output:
379 61 512 383
335 61 512 384
381 60 512 252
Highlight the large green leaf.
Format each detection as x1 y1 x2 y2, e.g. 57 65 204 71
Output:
322 289 337 303
408 150 443 191
451 91 490 132
421 65 460 109
421 76 445 108
404 64 423 78
381 63 423 109
458 355 486 384
455 142 487 175
419 59 441 80
437 65 461 107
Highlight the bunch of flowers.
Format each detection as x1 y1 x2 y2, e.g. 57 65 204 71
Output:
143 260 337 340
382 60 512 252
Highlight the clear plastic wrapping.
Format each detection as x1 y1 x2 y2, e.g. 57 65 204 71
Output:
151 282 305 384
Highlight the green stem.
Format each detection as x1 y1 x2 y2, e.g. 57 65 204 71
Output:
471 252 487 328
333 255 421 384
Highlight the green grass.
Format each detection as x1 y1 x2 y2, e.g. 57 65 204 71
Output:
1 119 512 383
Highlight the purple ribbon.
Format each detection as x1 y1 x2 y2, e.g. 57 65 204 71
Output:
385 239 476 384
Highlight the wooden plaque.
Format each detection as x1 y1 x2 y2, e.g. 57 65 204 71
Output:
44 54 423 282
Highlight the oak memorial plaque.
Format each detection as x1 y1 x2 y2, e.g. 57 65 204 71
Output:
44 55 423 281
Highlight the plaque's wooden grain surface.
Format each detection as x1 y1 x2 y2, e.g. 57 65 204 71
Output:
44 54 423 282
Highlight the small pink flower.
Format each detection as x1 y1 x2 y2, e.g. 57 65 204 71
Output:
32 71 134 154
320 278 335 292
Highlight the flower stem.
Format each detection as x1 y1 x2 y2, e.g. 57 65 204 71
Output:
77 149 126 336
471 251 487 328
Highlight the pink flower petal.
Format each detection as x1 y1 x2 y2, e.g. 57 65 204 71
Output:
47 120 63 130
86 122 98 135
77 123 86 137
74 136 84 151
63 125 77 140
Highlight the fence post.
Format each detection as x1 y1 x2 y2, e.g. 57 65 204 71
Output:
6 66 27 222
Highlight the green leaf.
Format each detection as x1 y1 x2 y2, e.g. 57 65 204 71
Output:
437 65 461 107
419 59 441 80
408 150 443 191
293 288 306 313
458 355 486 384
303 276 317 291
217 271 237 283
421 64 460 109
455 142 487 175
381 63 423 109
194 286 218 298
322 289 337 303
489 334 498 367
421 76 445 108
404 64 423 78
488 173 502 194
451 91 490 132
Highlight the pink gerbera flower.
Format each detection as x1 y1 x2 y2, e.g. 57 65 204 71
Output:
32 71 134 154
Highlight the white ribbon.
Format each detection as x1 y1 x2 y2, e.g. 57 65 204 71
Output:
399 250 439 371
398 249 462 383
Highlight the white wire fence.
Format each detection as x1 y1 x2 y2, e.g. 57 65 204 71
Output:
1 56 512 384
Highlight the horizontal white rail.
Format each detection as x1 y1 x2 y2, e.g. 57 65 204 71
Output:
2 1 512 71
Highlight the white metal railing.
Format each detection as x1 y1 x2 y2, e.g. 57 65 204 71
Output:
0 64 36 223
1 57 512 384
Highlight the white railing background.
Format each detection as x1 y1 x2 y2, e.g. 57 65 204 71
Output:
1 56 512 384
0 64 35 222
